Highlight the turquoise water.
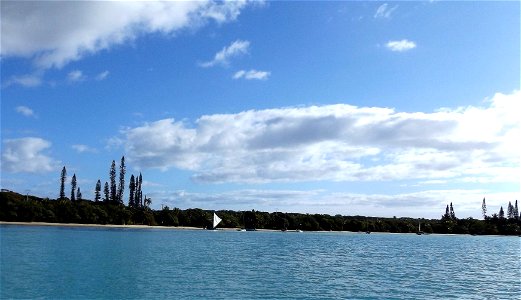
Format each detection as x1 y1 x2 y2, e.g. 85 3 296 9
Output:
1 225 519 299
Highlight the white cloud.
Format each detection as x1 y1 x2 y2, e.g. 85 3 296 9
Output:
119 91 520 186
147 188 516 219
233 69 270 80
5 73 42 87
1 1 254 69
199 40 250 68
386 39 416 52
95 70 109 81
374 3 398 19
67 70 85 82
15 106 35 117
72 144 98 154
1 137 59 173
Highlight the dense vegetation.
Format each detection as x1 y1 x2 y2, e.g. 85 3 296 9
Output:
2 156 519 235
1 190 520 236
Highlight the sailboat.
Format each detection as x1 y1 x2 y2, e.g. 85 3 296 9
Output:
416 221 424 235
211 212 222 230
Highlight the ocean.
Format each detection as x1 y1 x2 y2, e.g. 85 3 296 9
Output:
1 224 519 299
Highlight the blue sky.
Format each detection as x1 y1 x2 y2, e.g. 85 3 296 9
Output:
1 1 519 219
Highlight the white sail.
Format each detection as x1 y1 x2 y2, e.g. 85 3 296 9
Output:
213 213 222 229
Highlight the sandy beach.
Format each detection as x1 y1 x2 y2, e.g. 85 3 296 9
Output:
0 221 289 232
0 221 205 230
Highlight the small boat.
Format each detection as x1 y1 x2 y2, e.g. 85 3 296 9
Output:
416 221 424 235
209 212 222 230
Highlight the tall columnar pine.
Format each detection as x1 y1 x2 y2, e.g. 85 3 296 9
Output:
95 180 101 202
506 201 514 219
129 174 135 208
103 182 110 202
138 173 143 207
481 198 487 219
134 173 143 208
59 166 67 199
499 206 505 219
71 174 77 201
514 200 521 220
109 160 117 202
77 187 82 201
117 156 125 204
449 202 456 220
442 204 450 220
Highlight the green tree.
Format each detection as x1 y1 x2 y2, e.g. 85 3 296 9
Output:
449 202 456 220
144 196 152 209
514 200 520 220
71 174 77 201
109 160 117 202
103 182 110 202
117 156 125 204
135 173 143 208
77 187 82 201
94 180 101 202
442 204 450 220
481 197 487 219
499 206 505 219
506 201 514 219
129 175 135 208
59 166 67 199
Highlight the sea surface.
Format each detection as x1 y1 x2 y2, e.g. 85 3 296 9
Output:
1 225 520 299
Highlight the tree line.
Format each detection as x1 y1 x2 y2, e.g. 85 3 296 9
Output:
59 156 150 208
1 188 519 235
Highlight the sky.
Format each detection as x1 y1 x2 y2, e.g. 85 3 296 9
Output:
1 1 519 219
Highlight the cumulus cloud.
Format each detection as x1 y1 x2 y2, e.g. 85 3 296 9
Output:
95 70 110 81
119 91 520 185
233 69 270 80
15 106 35 117
1 1 254 69
374 3 398 19
67 70 85 82
147 188 516 218
72 144 98 154
386 39 417 52
199 40 250 68
5 73 42 87
1 137 59 173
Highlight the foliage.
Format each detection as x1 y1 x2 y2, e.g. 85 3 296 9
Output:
2 190 519 236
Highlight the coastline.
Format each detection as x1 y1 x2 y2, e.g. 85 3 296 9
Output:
0 221 203 231
0 221 276 232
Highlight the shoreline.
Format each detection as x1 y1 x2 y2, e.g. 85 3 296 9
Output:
0 221 277 232
0 221 204 231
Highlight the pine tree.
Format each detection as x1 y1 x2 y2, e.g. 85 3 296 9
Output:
481 198 487 219
133 173 143 208
95 180 101 202
442 204 450 220
103 182 110 202
117 156 126 204
138 173 143 207
77 187 82 201
109 160 117 202
499 206 505 219
59 166 67 199
129 174 135 208
71 174 77 201
449 202 456 220
507 201 513 219
514 200 520 220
